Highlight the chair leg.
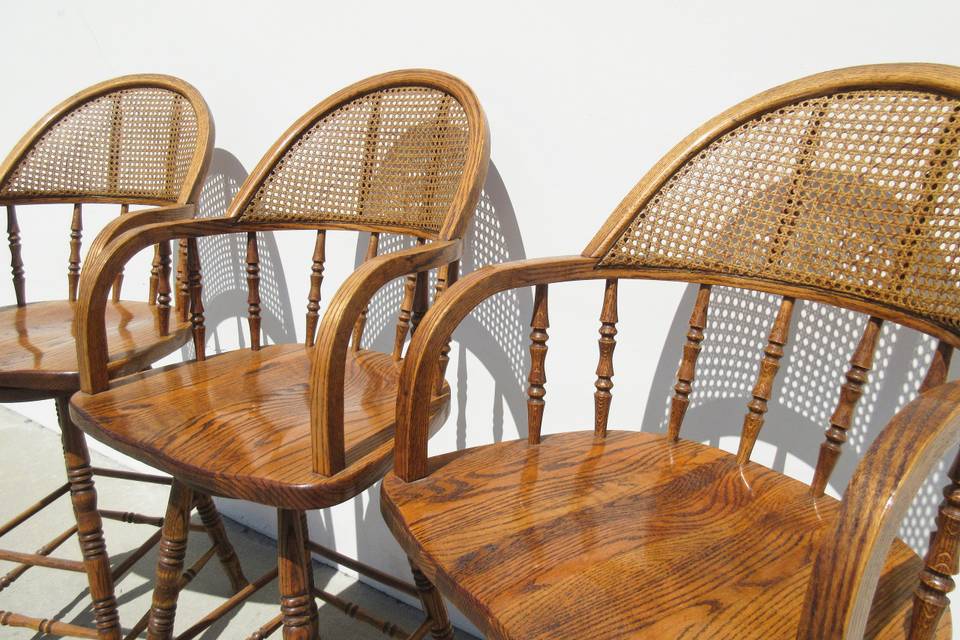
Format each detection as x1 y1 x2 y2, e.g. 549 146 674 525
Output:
410 560 454 640
299 511 319 622
194 492 249 591
147 479 194 640
56 396 121 640
277 508 319 640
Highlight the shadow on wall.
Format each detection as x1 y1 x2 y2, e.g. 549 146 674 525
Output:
640 283 955 556
179 148 297 359
343 161 529 625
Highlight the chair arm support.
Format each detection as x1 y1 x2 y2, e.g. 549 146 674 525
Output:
798 380 960 640
75 216 265 393
309 239 464 477
84 204 196 263
393 255 600 481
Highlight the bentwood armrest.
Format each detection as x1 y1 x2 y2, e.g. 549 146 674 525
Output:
310 238 462 476
394 254 600 480
798 380 960 640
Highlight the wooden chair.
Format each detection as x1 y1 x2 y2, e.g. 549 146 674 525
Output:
0 74 247 640
69 69 489 639
380 63 960 639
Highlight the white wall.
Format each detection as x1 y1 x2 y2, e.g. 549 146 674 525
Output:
3 0 960 635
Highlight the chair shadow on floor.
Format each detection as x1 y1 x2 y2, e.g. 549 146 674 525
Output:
639 283 957 557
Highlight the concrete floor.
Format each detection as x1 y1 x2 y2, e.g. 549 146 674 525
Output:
0 406 476 639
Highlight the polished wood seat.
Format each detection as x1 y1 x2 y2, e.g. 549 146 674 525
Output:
0 300 189 393
384 430 948 639
73 343 449 509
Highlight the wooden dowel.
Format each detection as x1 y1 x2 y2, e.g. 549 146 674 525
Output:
433 261 459 395
527 284 549 444
176 238 189 321
737 296 794 464
175 567 278 640
305 540 418 598
810 316 884 496
91 467 172 485
407 619 432 640
305 230 326 347
111 203 128 301
667 284 711 441
247 231 261 350
6 205 24 306
157 239 172 335
0 525 77 592
149 243 161 305
0 610 99 639
68 203 82 302
187 237 206 360
0 548 85 572
352 232 379 351
0 482 69 537
99 509 164 527
593 279 619 436
312 587 409 639
245 613 282 640
394 273 417 360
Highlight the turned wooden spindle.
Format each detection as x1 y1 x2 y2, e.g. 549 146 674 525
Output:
394 272 417 360
434 261 459 395
737 296 795 464
187 238 206 360
593 279 619 436
7 205 24 306
176 239 189 321
909 342 957 640
410 269 429 337
410 562 455 640
667 284 712 440
246 231 262 350
352 232 379 351
67 203 82 302
527 284 549 445
110 204 129 302
810 315 884 496
149 244 161 306
305 230 326 347
157 240 172 336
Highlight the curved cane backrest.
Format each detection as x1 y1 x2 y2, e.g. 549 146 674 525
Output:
230 70 487 240
585 63 960 344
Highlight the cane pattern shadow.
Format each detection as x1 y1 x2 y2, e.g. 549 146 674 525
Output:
640 283 951 556
179 148 297 359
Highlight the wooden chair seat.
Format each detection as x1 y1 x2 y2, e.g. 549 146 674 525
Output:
72 343 450 510
382 430 951 640
0 299 190 394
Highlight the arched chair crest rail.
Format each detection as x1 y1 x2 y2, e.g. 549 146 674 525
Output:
69 69 489 640
0 74 250 640
381 63 960 640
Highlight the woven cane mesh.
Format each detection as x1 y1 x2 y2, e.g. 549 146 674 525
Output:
0 87 200 202
237 87 469 234
602 90 960 332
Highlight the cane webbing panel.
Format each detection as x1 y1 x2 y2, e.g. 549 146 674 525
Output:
601 90 960 332
236 86 470 234
0 88 200 202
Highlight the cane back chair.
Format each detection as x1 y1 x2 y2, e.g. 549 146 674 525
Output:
0 74 248 639
69 69 489 639
381 63 960 639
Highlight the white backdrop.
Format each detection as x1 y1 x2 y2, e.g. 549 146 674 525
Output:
3 0 960 635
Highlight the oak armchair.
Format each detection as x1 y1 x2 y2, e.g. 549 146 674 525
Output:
0 74 246 640
381 63 960 639
70 69 489 640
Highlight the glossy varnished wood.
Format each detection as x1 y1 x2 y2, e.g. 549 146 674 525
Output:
71 343 450 510
383 430 949 640
0 300 190 393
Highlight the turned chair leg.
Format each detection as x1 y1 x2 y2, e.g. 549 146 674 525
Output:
147 479 194 640
195 492 249 591
277 508 319 640
56 396 121 640
410 560 454 640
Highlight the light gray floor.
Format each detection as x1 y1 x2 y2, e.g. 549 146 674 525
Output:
0 406 475 639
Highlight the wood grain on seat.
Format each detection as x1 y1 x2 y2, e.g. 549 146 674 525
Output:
72 343 450 510
382 430 950 640
0 300 190 393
